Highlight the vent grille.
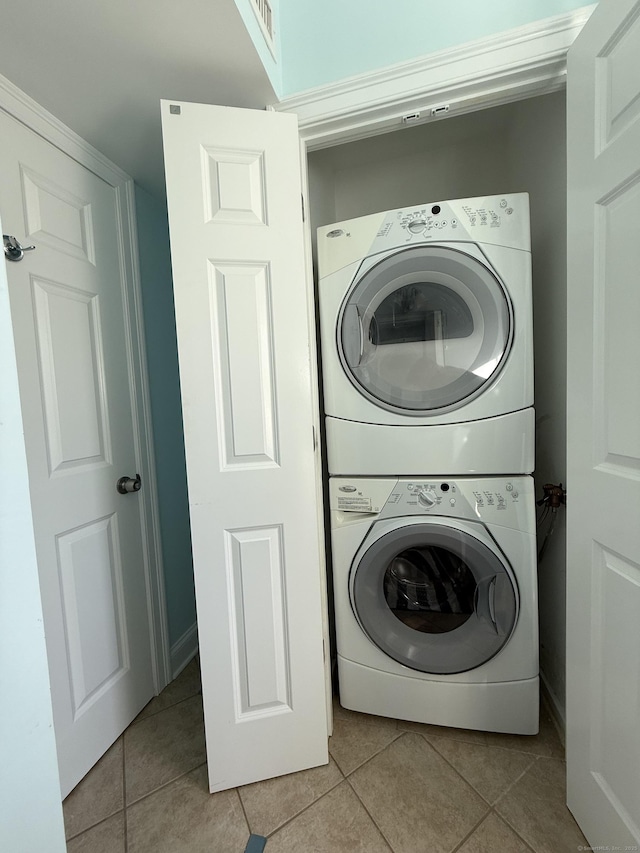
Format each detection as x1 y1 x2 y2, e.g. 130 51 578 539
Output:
253 0 274 41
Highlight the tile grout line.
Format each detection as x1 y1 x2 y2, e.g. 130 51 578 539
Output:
342 729 538 853
329 723 404 778
131 688 203 725
345 729 492 853
234 786 254 841
263 773 347 839
344 772 395 852
64 808 125 843
491 753 540 809
449 809 495 853
122 734 129 852
125 760 209 810
421 727 564 853
410 729 495 810
411 726 559 760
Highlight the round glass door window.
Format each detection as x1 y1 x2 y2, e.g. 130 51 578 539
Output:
350 522 518 674
338 246 513 414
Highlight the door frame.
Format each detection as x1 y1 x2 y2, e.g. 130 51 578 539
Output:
0 72 172 693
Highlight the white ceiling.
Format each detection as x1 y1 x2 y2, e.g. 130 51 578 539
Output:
0 0 277 201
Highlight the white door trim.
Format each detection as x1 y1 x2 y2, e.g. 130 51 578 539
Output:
274 5 596 150
0 71 172 693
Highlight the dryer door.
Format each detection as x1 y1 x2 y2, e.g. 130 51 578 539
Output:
350 520 518 674
338 246 512 415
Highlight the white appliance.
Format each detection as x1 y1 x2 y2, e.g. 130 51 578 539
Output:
330 474 539 734
317 194 534 476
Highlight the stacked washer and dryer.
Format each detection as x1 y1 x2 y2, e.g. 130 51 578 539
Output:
317 193 539 735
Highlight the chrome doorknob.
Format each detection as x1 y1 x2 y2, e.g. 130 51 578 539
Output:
116 474 141 494
3 234 36 261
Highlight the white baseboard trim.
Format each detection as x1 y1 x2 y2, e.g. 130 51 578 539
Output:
541 669 566 746
275 5 596 151
170 622 199 680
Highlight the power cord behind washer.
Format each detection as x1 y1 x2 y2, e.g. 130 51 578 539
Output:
537 483 566 562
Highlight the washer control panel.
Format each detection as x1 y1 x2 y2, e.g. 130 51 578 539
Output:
330 476 535 533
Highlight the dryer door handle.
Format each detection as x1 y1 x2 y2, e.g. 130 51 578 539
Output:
342 303 365 367
474 575 499 634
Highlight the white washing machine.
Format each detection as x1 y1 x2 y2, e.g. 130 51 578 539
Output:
317 193 534 476
330 474 539 734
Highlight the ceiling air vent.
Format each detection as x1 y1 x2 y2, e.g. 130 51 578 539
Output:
252 0 275 49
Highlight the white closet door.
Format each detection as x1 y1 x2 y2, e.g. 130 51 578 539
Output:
566 0 640 845
1 108 155 798
161 101 328 792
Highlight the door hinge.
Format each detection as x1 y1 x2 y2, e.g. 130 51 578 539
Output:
301 194 305 222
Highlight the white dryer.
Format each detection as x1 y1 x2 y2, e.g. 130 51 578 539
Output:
330 475 539 734
317 193 534 476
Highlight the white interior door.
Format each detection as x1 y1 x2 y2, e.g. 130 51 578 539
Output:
1 108 155 798
161 101 328 792
566 0 640 844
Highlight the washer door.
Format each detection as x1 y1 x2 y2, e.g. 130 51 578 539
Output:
350 521 518 674
338 246 512 415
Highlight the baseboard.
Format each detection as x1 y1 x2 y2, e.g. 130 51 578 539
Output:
170 622 199 679
540 669 566 747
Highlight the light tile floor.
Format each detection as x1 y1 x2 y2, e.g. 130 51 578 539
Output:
63 659 588 852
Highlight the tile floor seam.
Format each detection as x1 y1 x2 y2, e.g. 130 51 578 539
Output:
233 786 253 839
343 774 395 852
421 730 558 760
122 732 129 853
132 689 203 724
491 758 551 853
262 777 357 841
334 728 405 778
125 760 208 809
490 753 541 810
490 808 540 853
449 808 497 853
267 773 346 838
410 730 496 811
63 801 124 842
64 809 126 844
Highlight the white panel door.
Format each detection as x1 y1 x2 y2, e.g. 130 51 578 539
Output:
161 101 328 792
566 0 640 845
0 108 155 798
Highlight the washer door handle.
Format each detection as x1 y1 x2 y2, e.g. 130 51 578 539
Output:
474 575 499 634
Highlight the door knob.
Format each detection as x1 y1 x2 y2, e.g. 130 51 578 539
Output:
3 234 36 262
116 474 141 494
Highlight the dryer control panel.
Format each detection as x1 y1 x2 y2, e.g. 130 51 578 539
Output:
317 192 531 279
330 476 536 534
